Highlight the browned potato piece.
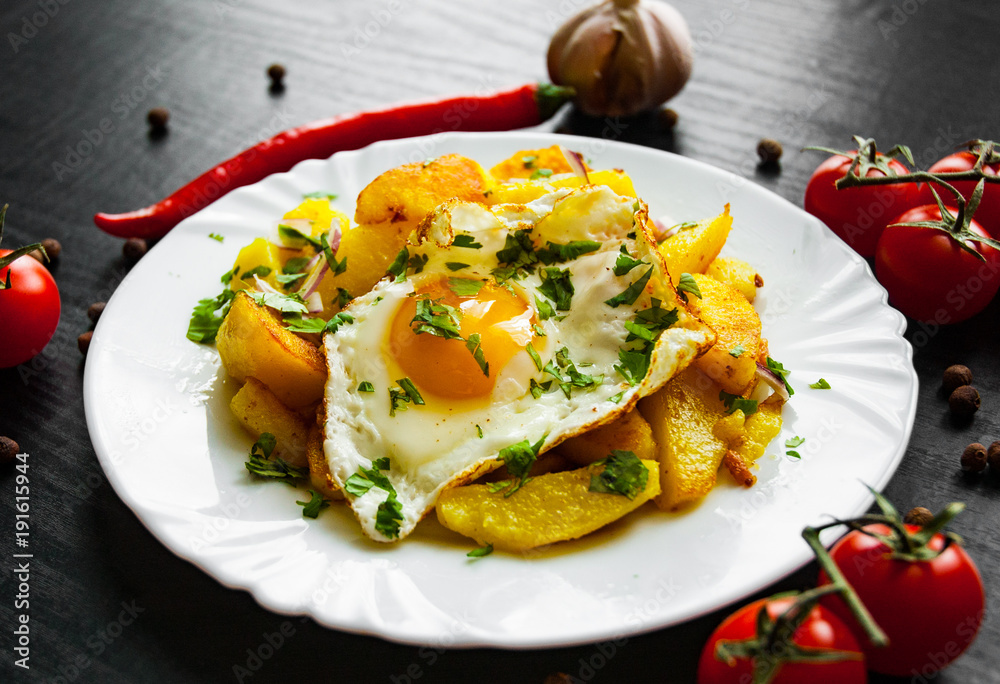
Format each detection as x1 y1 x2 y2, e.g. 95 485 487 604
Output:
354 154 491 229
686 273 762 395
315 222 408 317
488 145 583 181
216 292 326 409
306 406 343 500
555 408 656 466
705 257 761 303
658 207 733 286
230 377 311 467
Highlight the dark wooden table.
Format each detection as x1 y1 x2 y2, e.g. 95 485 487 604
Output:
2 1 998 681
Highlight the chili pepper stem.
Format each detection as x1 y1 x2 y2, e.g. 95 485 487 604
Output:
802 526 889 648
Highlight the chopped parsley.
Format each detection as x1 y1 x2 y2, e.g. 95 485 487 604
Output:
521 155 538 168
336 287 352 308
283 256 311 273
729 344 746 358
282 315 328 334
388 378 424 416
608 390 625 403
275 271 307 287
529 378 552 399
411 297 463 339
809 378 831 390
676 273 702 302
496 435 546 496
785 436 805 459
407 252 428 274
445 262 470 271
186 268 238 343
719 391 759 416
613 245 645 276
358 381 375 393
534 295 557 321
532 323 547 337
244 433 308 482
296 490 330 518
492 229 538 282
320 232 347 276
387 247 410 282
465 333 489 377
766 356 795 396
344 457 394 497
302 191 338 200
544 347 603 399
467 544 494 558
277 224 322 250
588 451 648 500
324 311 354 334
476 424 484 438
526 342 543 371
245 290 309 315
529 168 553 180
536 240 600 264
605 266 652 308
447 277 485 297
208 232 224 242
375 493 404 539
614 298 679 386
537 267 575 311
452 234 483 249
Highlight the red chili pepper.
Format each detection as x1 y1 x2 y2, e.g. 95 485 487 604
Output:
94 83 574 240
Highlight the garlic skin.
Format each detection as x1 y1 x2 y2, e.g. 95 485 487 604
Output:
547 0 693 117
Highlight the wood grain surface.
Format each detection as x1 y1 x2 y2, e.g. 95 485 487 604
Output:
1 0 998 682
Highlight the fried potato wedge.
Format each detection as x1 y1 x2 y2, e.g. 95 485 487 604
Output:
706 256 761 303
638 367 730 510
216 292 326 409
436 459 660 552
231 237 283 292
555 408 656 467
658 206 733 285
485 169 638 205
687 273 762 395
730 403 783 462
488 145 582 181
230 377 311 467
306 406 343 500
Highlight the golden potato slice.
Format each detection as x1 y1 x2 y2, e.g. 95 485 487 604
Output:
731 403 783 462
230 377 311 467
354 154 491 228
314 222 406 318
638 367 730 510
484 169 638 206
488 145 582 181
555 408 656 467
658 206 733 285
687 273 762 395
216 292 326 409
283 198 350 238
706 257 761 303
306 406 343 500
436 459 660 552
551 168 637 197
231 238 282 292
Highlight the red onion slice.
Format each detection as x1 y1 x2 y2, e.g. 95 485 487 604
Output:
559 146 590 184
305 292 324 314
652 218 676 242
755 362 790 403
253 274 282 295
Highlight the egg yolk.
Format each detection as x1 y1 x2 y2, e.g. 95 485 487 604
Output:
388 277 536 401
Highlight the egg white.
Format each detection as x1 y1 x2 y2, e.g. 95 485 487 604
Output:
324 185 714 542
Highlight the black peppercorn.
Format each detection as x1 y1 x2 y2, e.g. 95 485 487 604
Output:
757 138 783 163
123 237 148 262
77 331 93 355
147 107 169 132
949 385 980 419
903 506 934 526
942 364 973 395
87 301 106 324
267 63 286 87
30 237 61 263
659 107 679 130
0 436 19 464
961 442 987 472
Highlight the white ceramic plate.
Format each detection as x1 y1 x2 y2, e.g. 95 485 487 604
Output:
84 132 917 649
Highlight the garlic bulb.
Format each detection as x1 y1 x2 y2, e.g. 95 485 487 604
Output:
547 0 693 117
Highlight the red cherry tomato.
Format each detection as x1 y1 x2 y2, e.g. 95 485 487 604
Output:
917 151 1000 238
874 204 1000 324
0 249 61 368
697 597 867 684
818 524 985 677
804 153 923 257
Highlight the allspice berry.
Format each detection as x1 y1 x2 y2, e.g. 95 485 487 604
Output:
659 107 679 130
961 442 988 473
30 237 62 263
123 237 148 262
147 107 169 132
987 441 1000 471
87 301 106 324
949 385 980 419
757 138 783 163
267 63 286 88
0 436 19 464
77 330 93 356
904 506 934 526
942 364 973 395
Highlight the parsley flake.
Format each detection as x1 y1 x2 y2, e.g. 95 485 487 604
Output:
588 451 649 500
186 269 238 343
448 278 485 297
244 433 308 483
465 333 489 377
411 297 463 339
766 357 795 396
676 273 702 301
296 489 330 518
537 267 575 311
729 344 745 358
245 290 309 315
282 315 327 334
324 311 355 334
452 234 483 249
526 342 544 371
537 240 600 265
208 232 224 242
302 191 338 200
785 436 805 459
358 381 375 393
719 391 759 416
446 262 470 271
375 492 404 539
613 245 645 276
321 232 347 276
529 168 553 180
277 224 323 250
467 544 493 558
387 247 409 282
605 266 652 308
476 424 484 438
336 287 353 308
497 435 546 496
810 378 831 390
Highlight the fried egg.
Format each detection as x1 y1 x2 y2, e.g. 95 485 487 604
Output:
323 185 714 542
